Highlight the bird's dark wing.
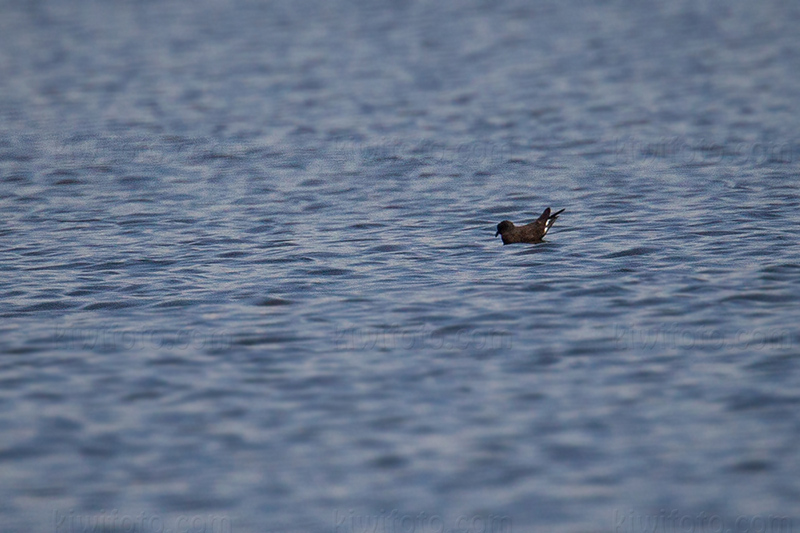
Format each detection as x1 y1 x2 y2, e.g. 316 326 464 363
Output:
535 207 552 222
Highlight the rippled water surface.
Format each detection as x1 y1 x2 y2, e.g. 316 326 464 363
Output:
2 1 800 532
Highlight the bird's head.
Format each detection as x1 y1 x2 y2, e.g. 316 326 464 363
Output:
495 220 514 237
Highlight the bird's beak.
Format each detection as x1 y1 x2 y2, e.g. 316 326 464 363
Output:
495 231 500 237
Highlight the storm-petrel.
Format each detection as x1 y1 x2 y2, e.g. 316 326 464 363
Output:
495 207 565 244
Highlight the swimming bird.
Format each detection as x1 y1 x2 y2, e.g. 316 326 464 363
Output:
495 207 565 244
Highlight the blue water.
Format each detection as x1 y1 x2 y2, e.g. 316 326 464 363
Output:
2 1 800 532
